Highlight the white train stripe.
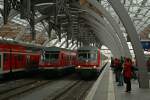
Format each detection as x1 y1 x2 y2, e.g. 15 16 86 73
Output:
2 68 26 73
0 51 40 55
42 66 73 70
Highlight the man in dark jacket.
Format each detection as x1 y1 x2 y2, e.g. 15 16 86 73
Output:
117 59 123 86
114 58 120 82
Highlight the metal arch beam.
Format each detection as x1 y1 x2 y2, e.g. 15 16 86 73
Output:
83 0 131 58
59 38 73 48
72 45 77 50
107 0 149 88
55 39 64 47
83 15 122 58
82 18 120 57
59 39 66 47
26 15 48 28
68 41 76 49
8 10 18 20
83 11 125 57
44 33 66 46
0 9 18 25
35 15 48 24
83 7 127 57
67 40 72 48
69 44 75 49
93 28 119 58
87 23 121 58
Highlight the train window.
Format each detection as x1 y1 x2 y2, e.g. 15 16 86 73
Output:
78 50 97 60
26 55 30 64
44 51 59 61
18 54 22 60
88 53 97 60
45 54 50 60
3 53 8 61
78 53 87 60
49 53 59 60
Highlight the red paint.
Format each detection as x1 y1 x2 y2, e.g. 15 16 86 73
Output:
0 42 41 74
75 48 101 69
39 48 76 69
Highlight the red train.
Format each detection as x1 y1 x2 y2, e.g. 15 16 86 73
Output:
39 46 76 76
75 46 107 77
0 41 107 79
0 40 41 77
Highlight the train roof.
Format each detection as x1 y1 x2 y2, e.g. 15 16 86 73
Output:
43 46 74 52
77 46 99 51
0 39 43 51
44 46 61 51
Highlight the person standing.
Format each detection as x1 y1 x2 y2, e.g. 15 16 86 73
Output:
146 57 150 72
114 58 120 82
117 59 123 86
123 58 132 92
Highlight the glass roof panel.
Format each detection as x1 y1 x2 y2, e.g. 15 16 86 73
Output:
100 0 150 35
0 0 149 48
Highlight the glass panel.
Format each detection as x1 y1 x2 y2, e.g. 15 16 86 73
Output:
45 51 59 61
78 53 88 60
89 53 97 60
78 50 97 60
3 53 8 63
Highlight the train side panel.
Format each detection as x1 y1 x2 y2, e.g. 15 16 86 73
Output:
0 42 41 77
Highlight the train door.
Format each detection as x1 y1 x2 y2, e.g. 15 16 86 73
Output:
0 54 3 74
26 55 30 65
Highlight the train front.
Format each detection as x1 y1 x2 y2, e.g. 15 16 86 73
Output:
39 47 61 75
75 46 101 77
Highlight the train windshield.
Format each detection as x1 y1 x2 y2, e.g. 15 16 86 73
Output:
45 51 59 61
78 50 97 60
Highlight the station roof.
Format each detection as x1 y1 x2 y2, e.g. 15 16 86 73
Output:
0 0 149 52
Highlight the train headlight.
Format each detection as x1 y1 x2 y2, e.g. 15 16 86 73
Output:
93 66 96 69
78 66 81 68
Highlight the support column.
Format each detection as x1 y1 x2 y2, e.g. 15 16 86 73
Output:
29 5 36 40
4 0 10 24
107 0 149 88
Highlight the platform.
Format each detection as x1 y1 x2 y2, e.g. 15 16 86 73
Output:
86 63 150 100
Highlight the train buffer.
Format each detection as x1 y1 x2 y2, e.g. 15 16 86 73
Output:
85 63 150 100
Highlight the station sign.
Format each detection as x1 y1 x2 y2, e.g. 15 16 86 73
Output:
141 40 150 51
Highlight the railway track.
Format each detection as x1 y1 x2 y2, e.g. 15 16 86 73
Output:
0 79 51 100
46 63 108 100
0 79 38 94
47 80 95 100
0 72 101 100
0 73 78 100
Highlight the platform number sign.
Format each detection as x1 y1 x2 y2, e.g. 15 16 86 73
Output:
141 41 150 51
